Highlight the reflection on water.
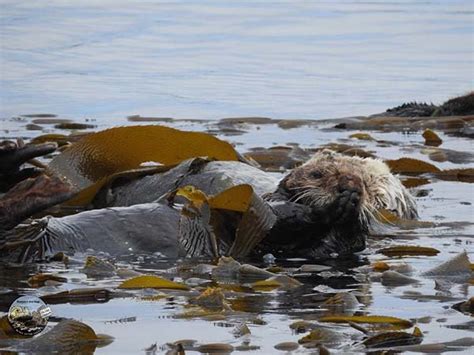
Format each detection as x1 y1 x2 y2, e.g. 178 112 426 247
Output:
0 248 472 354
1 0 473 120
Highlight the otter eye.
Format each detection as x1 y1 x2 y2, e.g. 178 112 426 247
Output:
310 171 322 179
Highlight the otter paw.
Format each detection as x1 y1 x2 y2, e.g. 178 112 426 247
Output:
332 189 361 222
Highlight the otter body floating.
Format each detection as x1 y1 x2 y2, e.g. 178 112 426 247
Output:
2 152 418 262
0 126 418 262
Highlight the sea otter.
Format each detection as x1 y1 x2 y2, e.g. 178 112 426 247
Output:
260 150 417 258
0 140 417 262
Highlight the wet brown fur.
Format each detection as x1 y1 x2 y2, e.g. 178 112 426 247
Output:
277 149 417 227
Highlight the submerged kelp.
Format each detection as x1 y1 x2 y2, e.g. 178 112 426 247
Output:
0 100 473 353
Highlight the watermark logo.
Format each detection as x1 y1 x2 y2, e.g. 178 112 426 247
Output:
8 296 51 336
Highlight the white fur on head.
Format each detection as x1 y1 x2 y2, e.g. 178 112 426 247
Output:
361 157 418 220
308 150 418 225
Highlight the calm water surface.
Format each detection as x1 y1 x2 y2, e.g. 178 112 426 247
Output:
0 120 472 354
0 0 473 121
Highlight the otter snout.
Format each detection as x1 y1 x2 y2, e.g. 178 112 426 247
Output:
337 174 362 194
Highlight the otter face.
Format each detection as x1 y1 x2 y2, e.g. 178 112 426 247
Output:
280 150 365 224
280 149 418 227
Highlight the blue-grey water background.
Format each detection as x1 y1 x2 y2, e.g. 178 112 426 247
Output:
0 0 473 121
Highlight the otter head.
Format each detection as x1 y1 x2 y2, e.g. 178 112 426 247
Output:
280 149 417 227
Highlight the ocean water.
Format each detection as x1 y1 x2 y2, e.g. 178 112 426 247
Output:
0 2 473 354
0 0 472 121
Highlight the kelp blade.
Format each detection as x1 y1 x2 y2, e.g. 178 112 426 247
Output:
69 165 171 206
209 184 253 212
118 275 189 290
320 315 413 330
48 125 240 205
177 184 276 259
378 245 440 257
228 191 277 258
385 157 440 174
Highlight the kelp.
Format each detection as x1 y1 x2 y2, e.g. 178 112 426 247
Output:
385 157 440 174
227 190 276 258
244 146 310 171
274 342 299 351
212 257 275 283
289 321 318 333
452 297 474 315
390 337 474 353
362 327 423 349
41 288 114 304
208 185 253 212
376 210 434 229
250 279 282 291
349 132 375 140
401 177 431 188
232 323 251 338
47 125 242 205
196 343 234 353
251 275 301 291
175 307 228 320
422 128 442 146
91 163 195 207
319 315 413 330
298 327 341 344
54 122 96 130
176 184 276 259
434 168 474 183
27 273 67 287
371 261 390 272
118 275 189 290
322 292 359 311
81 256 117 278
189 287 230 311
1 319 112 354
30 133 71 147
378 245 440 257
